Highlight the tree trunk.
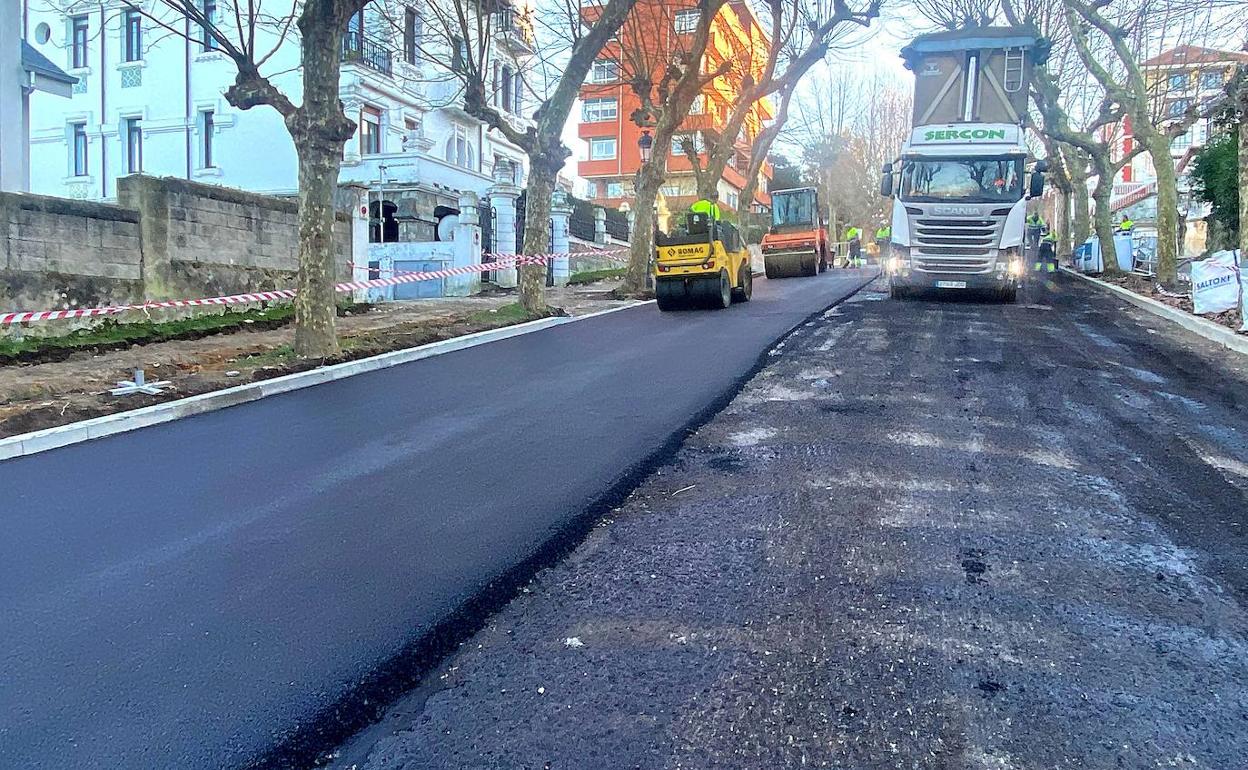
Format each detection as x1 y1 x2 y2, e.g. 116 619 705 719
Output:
1240 115 1247 259
1054 187 1070 261
518 162 555 314
1091 172 1119 276
623 168 661 294
695 165 719 203
290 2 354 358
738 173 760 225
293 143 343 357
1070 160 1091 248
1145 132 1182 285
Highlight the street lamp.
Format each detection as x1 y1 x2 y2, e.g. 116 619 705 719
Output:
638 130 653 163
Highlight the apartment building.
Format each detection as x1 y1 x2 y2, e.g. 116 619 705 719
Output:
21 0 534 251
576 0 773 222
1106 44 1248 253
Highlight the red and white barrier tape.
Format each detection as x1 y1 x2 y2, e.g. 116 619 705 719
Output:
2 247 632 325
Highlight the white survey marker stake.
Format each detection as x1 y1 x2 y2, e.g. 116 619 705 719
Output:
111 369 172 397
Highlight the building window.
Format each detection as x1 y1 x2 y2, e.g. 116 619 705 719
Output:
1167 72 1187 91
689 94 705 115
71 123 88 177
590 59 619 83
200 110 215 167
502 65 513 111
1171 131 1191 150
125 117 143 173
1166 98 1191 118
726 190 739 209
451 35 466 72
671 132 702 155
71 15 89 68
403 7 420 65
674 9 700 34
360 106 382 155
582 97 617 122
589 137 616 160
445 126 474 168
606 181 624 197
123 9 142 62
1199 69 1223 90
202 0 218 51
512 72 523 114
660 185 681 197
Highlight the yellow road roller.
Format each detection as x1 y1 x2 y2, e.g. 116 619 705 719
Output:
654 213 753 311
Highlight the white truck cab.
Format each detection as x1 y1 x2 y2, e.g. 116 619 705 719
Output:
882 123 1046 301
882 26 1050 301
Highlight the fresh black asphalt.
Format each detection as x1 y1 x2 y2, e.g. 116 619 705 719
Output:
341 276 1248 769
0 269 874 769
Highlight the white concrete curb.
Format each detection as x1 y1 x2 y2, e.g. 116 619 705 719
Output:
1062 268 1248 356
0 301 654 462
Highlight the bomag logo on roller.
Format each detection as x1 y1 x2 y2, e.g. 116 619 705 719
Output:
667 246 708 257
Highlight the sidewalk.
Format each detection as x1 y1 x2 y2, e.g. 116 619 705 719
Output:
0 282 633 438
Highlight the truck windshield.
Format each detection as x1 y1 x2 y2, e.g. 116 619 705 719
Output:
771 190 816 228
899 156 1024 203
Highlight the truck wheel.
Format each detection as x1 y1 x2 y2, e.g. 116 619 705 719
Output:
714 269 732 308
732 265 752 302
1001 286 1018 303
889 283 907 300
764 259 780 280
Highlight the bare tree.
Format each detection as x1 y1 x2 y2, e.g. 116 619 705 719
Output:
681 0 883 207
603 0 733 294
1060 0 1239 284
909 0 999 29
101 0 365 357
785 67 910 239
420 0 637 312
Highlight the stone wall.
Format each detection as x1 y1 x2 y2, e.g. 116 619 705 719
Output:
1 193 145 312
1 176 354 326
117 175 352 300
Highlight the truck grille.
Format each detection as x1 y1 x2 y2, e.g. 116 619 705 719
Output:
912 217 1001 274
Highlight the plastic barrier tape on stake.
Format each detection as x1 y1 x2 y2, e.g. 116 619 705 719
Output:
1 249 630 325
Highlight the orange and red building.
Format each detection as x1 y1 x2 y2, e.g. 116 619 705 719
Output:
576 0 774 222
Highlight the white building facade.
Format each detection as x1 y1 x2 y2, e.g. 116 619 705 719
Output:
21 0 543 290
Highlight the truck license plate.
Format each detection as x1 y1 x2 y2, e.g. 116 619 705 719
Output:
936 280 967 289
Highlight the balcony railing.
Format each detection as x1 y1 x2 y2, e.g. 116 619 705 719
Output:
341 31 393 76
493 9 536 48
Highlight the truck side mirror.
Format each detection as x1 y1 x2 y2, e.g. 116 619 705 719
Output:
879 166 893 198
1028 170 1044 199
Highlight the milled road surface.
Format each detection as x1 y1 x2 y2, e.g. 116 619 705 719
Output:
0 270 873 769
342 276 1248 769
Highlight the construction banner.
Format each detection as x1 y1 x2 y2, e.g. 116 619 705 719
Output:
1190 250 1241 316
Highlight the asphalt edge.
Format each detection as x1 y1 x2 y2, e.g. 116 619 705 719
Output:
1061 268 1248 356
245 270 881 770
0 301 654 462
